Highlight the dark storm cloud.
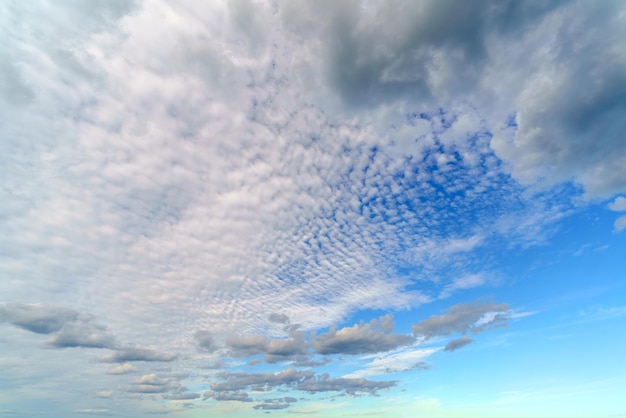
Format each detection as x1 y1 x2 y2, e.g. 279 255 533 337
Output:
412 300 509 338
444 336 475 352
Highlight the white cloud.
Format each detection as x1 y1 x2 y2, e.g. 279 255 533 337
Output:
614 216 626 233
440 273 486 298
2 0 624 414
608 197 626 212
343 346 439 379
106 363 136 375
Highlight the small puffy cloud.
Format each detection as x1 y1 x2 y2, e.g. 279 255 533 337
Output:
106 363 136 375
95 391 112 398
608 197 626 212
127 374 183 394
268 313 290 324
614 215 626 232
444 336 475 352
412 300 509 338
101 346 177 363
313 315 414 355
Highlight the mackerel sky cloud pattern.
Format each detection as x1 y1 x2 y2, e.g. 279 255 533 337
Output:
1 1 625 417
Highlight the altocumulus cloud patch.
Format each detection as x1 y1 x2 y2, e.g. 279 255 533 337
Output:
1 0 625 416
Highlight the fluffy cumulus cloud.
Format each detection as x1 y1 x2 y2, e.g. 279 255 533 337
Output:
1 0 624 415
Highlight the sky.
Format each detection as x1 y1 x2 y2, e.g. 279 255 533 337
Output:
1 0 626 417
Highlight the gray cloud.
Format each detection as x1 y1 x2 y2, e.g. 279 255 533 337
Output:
296 373 397 395
280 0 626 198
47 321 116 349
203 390 253 402
226 332 308 363
313 315 414 355
166 392 200 400
289 355 331 368
194 330 217 352
412 300 509 338
127 374 184 394
0 303 79 334
0 303 116 349
609 197 626 212
253 403 290 410
209 368 394 398
101 346 177 363
268 313 290 324
211 368 314 393
73 409 111 416
2 0 618 413
444 336 475 352
226 334 270 357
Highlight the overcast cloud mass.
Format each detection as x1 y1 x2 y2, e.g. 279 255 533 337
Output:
1 1 625 417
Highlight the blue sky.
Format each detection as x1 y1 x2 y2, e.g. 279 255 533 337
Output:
1 1 626 417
